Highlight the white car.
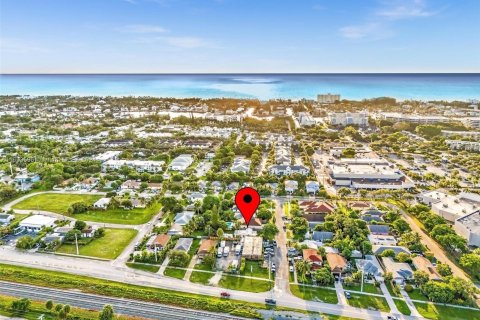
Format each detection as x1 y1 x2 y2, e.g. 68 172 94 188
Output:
289 265 294 272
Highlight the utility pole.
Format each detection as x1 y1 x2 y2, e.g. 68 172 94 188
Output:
75 232 79 255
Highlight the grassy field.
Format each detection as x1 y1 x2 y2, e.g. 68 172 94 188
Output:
13 193 160 224
290 284 339 304
13 193 101 213
346 293 390 312
126 262 160 273
219 274 272 293
56 228 137 259
0 264 263 318
414 302 480 320
408 288 429 301
75 202 161 225
242 261 270 279
344 283 381 294
164 267 187 279
190 262 215 284
393 299 411 315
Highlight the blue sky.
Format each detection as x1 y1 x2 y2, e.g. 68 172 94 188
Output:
1 0 479 73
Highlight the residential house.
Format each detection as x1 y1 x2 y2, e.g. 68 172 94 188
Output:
93 198 111 210
303 248 323 270
326 253 347 274
381 257 413 285
174 238 193 252
150 234 171 250
231 157 251 174
368 225 390 235
312 231 334 243
121 180 141 191
169 154 194 171
372 245 410 256
284 180 298 193
356 255 384 281
197 239 217 258
269 165 310 176
412 256 442 281
167 223 183 236
102 160 165 173
368 234 397 246
0 214 14 225
305 181 320 194
174 211 195 225
19 215 56 232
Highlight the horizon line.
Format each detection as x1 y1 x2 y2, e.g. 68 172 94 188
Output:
1 72 480 76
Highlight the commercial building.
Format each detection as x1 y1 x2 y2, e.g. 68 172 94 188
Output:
242 236 263 260
454 210 480 247
368 234 397 246
418 190 480 222
381 113 452 124
328 112 368 127
442 130 480 140
446 140 480 152
461 117 480 129
169 154 194 171
317 93 340 104
102 160 164 173
19 215 56 232
327 158 414 190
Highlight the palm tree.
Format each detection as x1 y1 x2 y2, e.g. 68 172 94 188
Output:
295 260 311 283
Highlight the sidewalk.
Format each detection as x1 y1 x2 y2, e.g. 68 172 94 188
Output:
183 256 197 281
158 257 170 275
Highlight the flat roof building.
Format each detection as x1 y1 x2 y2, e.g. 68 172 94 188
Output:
242 236 263 260
454 210 480 247
19 215 56 232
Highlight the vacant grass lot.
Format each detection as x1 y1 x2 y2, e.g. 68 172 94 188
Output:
344 283 381 294
190 263 215 285
219 274 272 293
126 262 160 273
346 293 390 312
164 267 187 279
13 193 101 214
13 193 160 224
414 302 480 320
56 228 137 259
290 284 339 304
242 261 270 279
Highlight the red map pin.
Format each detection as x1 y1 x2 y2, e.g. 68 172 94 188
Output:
235 187 261 227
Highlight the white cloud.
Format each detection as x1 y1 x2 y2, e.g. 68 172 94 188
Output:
119 24 168 33
340 23 392 40
376 0 438 19
160 36 209 48
0 38 48 53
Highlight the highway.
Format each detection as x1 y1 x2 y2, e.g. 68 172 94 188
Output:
0 281 244 320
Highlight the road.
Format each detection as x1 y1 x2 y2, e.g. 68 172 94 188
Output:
0 247 422 320
0 281 243 320
273 199 289 297
385 203 470 281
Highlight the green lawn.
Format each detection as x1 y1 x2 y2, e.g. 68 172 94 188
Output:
75 202 161 225
126 262 160 273
408 288 429 301
219 274 272 293
164 267 187 279
242 260 270 279
13 193 101 213
414 302 480 320
190 270 215 284
385 281 401 297
56 228 137 259
346 293 390 312
393 299 411 315
290 284 339 304
188 238 201 256
344 283 381 294
13 193 161 224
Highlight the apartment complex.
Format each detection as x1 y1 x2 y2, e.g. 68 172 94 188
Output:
317 93 340 104
102 160 165 173
328 112 368 127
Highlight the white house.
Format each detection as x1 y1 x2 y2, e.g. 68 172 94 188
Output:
328 112 368 127
93 198 111 210
0 214 14 225
169 154 194 171
305 181 320 194
368 234 397 246
174 211 195 225
19 215 56 232
269 165 310 176
231 157 251 174
285 180 298 193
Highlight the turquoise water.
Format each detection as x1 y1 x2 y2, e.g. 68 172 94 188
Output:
1 74 479 101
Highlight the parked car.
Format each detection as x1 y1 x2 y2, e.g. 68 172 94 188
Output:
345 292 351 299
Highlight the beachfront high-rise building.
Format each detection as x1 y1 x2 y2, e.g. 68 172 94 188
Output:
317 93 340 104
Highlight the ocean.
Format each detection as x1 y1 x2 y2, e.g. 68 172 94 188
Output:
0 74 479 101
